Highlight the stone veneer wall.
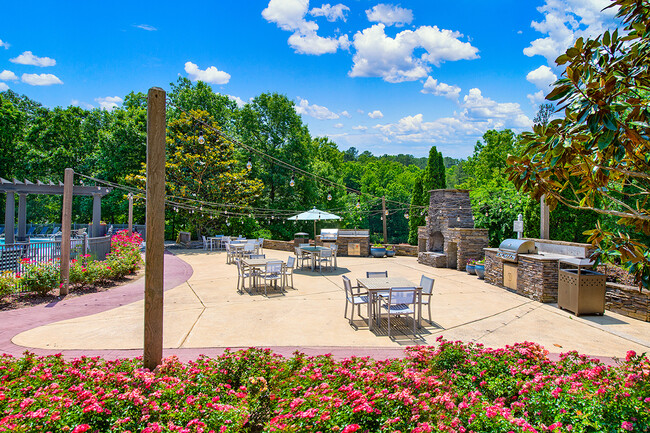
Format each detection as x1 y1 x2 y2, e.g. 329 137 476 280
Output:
418 252 447 267
517 256 559 303
485 249 502 286
606 283 650 322
262 239 295 252
315 235 370 256
447 228 489 271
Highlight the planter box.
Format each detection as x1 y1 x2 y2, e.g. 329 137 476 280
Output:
370 247 386 258
475 264 485 279
558 269 606 316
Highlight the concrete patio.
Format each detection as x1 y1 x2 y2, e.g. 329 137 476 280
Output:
6 249 650 360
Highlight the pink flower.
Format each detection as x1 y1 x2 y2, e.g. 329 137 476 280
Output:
341 425 360 433
626 351 636 362
621 421 634 431
72 425 91 433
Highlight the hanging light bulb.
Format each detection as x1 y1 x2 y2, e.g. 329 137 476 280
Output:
198 130 205 145
385 209 389 216
226 218 230 226
356 199 361 209
290 174 295 187
246 156 252 171
404 212 409 219
271 215 274 220
425 216 429 222
327 191 332 201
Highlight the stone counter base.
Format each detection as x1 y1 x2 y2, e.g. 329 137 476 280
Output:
418 252 448 267
606 282 650 322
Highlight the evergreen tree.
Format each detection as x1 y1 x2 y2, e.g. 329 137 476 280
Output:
408 173 425 245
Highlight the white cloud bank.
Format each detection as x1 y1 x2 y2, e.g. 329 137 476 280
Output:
310 3 349 22
10 51 56 67
0 39 9 49
366 4 413 27
262 0 350 55
184 61 231 85
524 0 618 65
21 73 63 86
95 96 123 110
526 65 557 88
295 97 339 119
0 70 18 81
421 76 461 100
350 24 478 83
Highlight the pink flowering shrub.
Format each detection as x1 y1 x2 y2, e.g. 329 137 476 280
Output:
19 258 60 296
0 340 648 432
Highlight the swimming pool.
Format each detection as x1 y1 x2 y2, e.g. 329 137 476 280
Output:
0 237 53 245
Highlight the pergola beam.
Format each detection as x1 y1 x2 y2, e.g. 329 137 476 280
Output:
0 178 112 196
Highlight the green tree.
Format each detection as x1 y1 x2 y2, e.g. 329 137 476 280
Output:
507 0 650 289
407 173 426 245
168 78 238 133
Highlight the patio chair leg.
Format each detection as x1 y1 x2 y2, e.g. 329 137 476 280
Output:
344 300 349 319
428 303 432 323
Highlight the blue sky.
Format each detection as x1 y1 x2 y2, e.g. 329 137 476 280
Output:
0 0 619 158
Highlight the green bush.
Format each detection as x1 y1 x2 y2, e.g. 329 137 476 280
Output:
0 271 16 300
20 259 60 296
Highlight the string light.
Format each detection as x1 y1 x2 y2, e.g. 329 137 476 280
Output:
404 213 409 219
198 130 205 145
385 210 389 216
246 156 252 171
290 173 295 187
356 199 361 209
327 191 332 201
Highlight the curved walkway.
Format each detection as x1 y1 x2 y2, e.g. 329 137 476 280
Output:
4 249 650 364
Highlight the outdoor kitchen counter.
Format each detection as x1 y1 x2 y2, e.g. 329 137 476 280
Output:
484 247 575 261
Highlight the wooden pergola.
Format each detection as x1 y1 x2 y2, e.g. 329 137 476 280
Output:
1 177 112 243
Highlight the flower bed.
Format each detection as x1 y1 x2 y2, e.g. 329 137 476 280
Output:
0 230 143 302
0 338 648 432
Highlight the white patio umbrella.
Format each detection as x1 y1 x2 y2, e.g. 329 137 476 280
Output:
287 207 342 239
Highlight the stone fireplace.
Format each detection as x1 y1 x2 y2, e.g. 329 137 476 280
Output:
417 189 488 271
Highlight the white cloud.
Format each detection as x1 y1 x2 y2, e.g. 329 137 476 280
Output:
310 3 349 22
184 61 231 85
333 122 344 128
0 83 8 91
462 88 532 128
262 0 349 55
21 73 63 86
524 0 618 65
227 94 246 108
526 65 557 88
10 51 56 67
0 39 9 49
95 96 123 110
0 70 18 81
352 125 368 131
295 97 340 119
527 90 546 105
368 110 383 119
341 110 351 118
366 4 413 27
350 24 479 83
134 24 157 31
71 99 95 110
421 76 461 100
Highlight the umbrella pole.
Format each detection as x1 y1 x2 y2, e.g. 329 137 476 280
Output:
313 220 316 244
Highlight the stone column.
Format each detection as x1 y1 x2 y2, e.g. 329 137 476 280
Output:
17 193 27 242
4 192 15 244
92 193 102 237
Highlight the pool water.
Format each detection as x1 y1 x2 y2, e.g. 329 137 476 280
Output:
0 237 52 245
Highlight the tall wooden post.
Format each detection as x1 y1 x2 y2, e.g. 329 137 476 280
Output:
4 192 15 244
128 193 134 236
60 168 74 296
144 87 166 370
382 196 388 244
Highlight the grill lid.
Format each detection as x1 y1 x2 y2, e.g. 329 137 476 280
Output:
320 228 339 240
498 239 536 254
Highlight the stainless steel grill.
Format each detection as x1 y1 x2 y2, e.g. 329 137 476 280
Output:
320 229 339 242
496 239 536 262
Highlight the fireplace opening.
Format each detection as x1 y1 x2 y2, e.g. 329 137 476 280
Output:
431 231 444 252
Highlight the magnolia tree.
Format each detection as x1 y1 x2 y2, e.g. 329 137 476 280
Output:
507 0 650 289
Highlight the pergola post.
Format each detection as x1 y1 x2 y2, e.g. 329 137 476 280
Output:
92 192 102 237
17 193 27 242
4 192 15 244
60 168 74 296
144 87 166 370
128 193 133 236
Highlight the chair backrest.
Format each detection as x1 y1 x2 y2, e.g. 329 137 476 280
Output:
235 259 246 276
225 243 231 252
286 255 295 268
258 237 264 245
249 254 266 259
244 243 255 252
223 236 231 243
202 235 207 242
342 275 353 299
366 271 388 278
294 247 302 256
320 248 332 258
330 244 338 251
420 275 434 295
266 261 282 274
388 287 416 305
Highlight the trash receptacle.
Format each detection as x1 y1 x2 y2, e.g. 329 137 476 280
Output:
558 259 606 316
294 232 309 247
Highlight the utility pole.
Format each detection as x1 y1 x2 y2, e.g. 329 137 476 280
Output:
382 196 388 244
60 168 74 296
144 87 166 370
127 193 134 236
